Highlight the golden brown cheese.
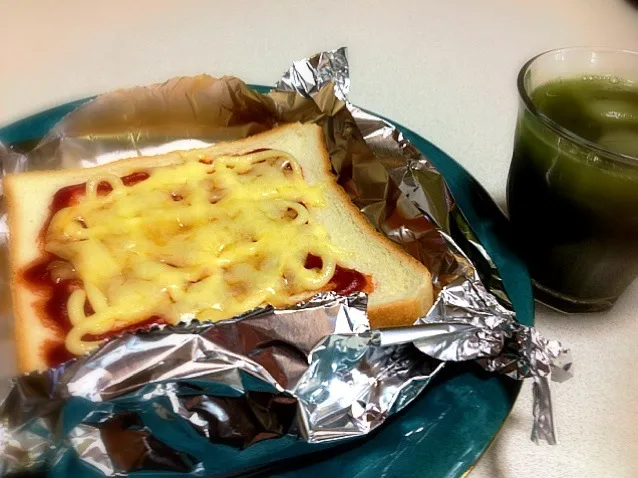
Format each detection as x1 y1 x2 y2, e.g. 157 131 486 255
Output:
43 150 346 355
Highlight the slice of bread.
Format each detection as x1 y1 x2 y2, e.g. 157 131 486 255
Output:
4 123 433 372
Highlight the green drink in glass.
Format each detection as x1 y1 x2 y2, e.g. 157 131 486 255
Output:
507 47 638 312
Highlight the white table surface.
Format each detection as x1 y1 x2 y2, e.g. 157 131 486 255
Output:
2 1 638 476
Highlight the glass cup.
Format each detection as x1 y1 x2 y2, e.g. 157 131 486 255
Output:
507 47 638 313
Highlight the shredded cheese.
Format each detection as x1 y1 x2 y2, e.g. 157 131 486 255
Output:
44 150 345 355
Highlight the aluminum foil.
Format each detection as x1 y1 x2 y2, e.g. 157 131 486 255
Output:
0 293 445 476
0 48 571 476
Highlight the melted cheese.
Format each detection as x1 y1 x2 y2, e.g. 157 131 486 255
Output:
44 150 345 355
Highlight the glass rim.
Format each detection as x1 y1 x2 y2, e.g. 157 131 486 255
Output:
517 46 638 166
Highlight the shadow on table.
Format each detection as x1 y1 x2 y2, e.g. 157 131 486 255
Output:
477 410 526 478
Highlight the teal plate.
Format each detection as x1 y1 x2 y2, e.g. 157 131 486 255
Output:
0 85 534 478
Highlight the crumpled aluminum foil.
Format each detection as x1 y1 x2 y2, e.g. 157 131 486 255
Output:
0 293 444 476
0 48 571 476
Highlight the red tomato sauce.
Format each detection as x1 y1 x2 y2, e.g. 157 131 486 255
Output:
304 254 372 296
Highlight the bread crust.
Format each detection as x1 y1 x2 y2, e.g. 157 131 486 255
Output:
4 123 433 372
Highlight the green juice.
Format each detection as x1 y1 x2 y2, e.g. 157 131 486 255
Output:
507 77 638 309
